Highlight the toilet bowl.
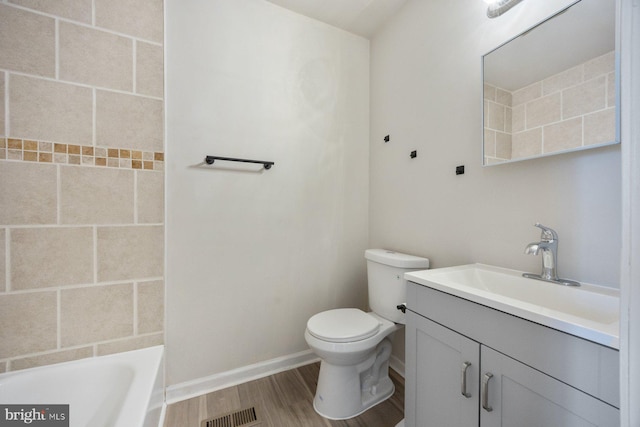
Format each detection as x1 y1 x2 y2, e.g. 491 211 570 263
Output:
304 249 430 420
305 309 400 419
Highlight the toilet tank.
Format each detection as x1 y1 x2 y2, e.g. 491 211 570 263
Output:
365 249 430 324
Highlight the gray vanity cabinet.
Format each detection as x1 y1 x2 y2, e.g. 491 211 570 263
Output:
405 282 620 427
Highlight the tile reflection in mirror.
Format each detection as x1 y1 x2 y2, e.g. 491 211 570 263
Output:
482 0 618 166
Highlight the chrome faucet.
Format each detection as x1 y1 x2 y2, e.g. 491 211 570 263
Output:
523 223 580 286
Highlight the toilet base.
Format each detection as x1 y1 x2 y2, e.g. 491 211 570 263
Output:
313 375 395 420
312 338 395 420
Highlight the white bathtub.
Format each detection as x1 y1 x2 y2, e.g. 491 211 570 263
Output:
0 345 164 427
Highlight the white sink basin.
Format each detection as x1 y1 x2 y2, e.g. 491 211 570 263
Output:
405 264 620 348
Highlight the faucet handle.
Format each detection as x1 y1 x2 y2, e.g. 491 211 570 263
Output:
534 223 558 241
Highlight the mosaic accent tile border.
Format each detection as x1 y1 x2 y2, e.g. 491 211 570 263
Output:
0 138 164 171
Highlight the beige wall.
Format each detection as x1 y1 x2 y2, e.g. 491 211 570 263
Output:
372 0 621 365
0 0 164 372
165 0 370 387
370 0 620 285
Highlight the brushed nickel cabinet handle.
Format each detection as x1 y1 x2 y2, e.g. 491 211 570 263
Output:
482 372 494 412
461 362 472 398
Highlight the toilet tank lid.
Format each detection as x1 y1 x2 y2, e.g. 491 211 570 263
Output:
365 249 430 269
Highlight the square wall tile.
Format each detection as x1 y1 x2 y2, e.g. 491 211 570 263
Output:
542 65 583 96
0 162 57 225
526 93 561 129
59 22 133 91
11 347 93 371
512 82 541 106
137 280 163 334
496 88 512 107
512 128 542 160
136 41 164 98
0 74 5 136
483 130 496 157
9 75 92 145
543 117 582 154
61 283 133 347
584 51 615 81
95 0 163 42
0 291 57 358
483 83 496 101
9 0 92 23
11 227 94 290
584 108 616 146
562 77 606 120
607 72 616 108
96 333 163 356
96 90 164 152
97 226 163 281
483 101 488 127
495 132 512 160
0 5 55 77
0 229 5 291
511 104 525 133
137 171 164 223
487 102 505 132
60 166 134 224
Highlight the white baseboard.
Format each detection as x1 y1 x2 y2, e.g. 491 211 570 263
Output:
166 350 319 404
166 350 404 405
389 354 405 378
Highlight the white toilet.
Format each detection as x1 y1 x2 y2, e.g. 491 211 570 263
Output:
304 249 429 420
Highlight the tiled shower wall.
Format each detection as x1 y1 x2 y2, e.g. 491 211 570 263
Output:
0 0 164 372
484 51 615 164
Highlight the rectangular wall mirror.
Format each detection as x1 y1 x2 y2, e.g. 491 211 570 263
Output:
482 0 619 166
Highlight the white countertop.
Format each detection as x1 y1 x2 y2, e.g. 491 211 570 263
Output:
405 263 620 349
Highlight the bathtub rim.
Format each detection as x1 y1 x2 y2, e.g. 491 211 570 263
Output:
0 345 165 427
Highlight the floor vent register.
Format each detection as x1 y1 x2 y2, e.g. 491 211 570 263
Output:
201 406 261 427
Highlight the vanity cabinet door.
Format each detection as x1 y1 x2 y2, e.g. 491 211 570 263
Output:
480 346 619 427
405 310 479 427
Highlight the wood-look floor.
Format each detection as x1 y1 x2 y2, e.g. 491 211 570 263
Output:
164 362 404 427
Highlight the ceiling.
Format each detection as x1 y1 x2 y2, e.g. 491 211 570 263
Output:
264 0 408 38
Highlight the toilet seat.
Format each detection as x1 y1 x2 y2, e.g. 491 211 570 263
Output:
307 308 381 343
